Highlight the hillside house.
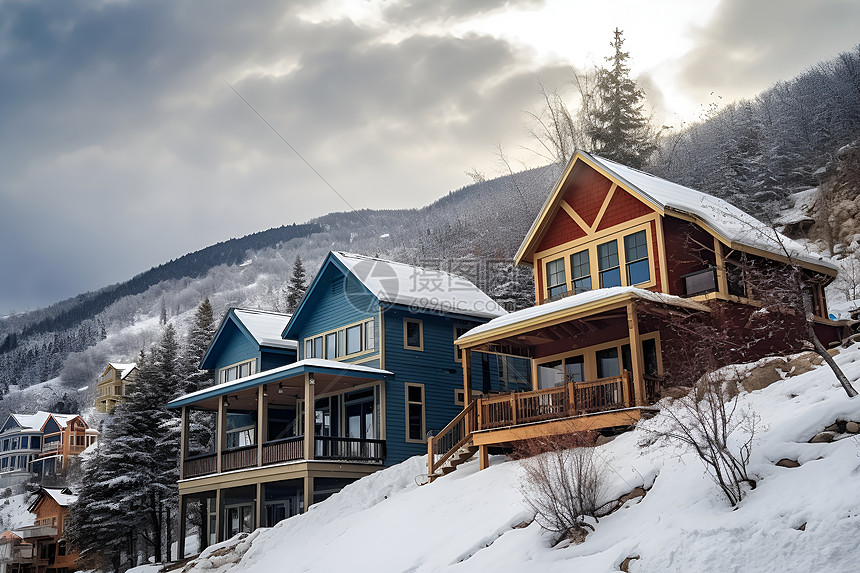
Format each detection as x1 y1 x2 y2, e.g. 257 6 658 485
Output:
170 252 505 556
0 531 35 573
12 488 79 573
428 150 845 479
0 414 95 487
95 363 138 414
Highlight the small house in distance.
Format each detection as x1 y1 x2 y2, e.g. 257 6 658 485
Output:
170 252 506 556
429 150 845 480
14 487 79 573
95 363 138 414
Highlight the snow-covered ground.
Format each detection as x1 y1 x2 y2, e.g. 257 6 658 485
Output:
168 344 860 573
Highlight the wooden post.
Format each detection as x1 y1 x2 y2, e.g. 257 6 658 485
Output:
304 373 315 461
257 385 266 467
566 382 576 414
427 435 435 475
476 397 483 430
462 348 472 405
214 488 222 543
303 476 314 513
715 238 729 295
478 444 489 471
179 407 188 480
626 302 646 406
177 495 186 559
255 482 262 530
216 397 226 474
510 394 518 426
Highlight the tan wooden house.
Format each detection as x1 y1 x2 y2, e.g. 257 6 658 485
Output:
428 150 845 480
95 363 137 414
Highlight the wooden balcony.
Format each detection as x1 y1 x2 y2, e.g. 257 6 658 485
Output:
429 372 659 481
181 436 386 480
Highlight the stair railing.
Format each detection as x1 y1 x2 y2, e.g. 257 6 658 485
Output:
427 399 478 478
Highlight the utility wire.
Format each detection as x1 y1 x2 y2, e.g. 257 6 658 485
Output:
220 77 374 230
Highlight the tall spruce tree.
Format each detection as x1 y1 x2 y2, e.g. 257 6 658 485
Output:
491 263 534 312
286 255 308 313
182 298 216 395
587 28 657 168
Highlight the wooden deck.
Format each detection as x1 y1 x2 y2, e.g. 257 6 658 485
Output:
427 372 658 481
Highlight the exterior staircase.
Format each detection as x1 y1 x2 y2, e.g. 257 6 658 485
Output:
426 400 478 483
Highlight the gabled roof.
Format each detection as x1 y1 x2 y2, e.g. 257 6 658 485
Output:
283 252 506 338
107 362 137 379
456 286 710 348
200 308 297 370
28 487 76 512
516 150 837 274
1 412 84 434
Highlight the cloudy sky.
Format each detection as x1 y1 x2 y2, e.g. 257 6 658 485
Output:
1 0 858 315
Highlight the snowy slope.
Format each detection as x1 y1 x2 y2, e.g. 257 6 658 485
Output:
173 344 860 573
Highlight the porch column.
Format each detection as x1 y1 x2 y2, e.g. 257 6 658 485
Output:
216 397 227 474
714 238 729 295
303 373 315 460
255 482 262 530
462 348 472 405
303 475 314 513
478 445 489 471
257 385 266 468
214 488 222 543
179 406 188 480
626 302 646 406
178 495 187 559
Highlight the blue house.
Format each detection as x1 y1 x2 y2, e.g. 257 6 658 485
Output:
171 252 505 556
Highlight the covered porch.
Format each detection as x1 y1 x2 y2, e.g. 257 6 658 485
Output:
428 288 708 480
168 359 393 556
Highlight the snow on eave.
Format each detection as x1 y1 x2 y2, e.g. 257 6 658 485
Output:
456 286 709 346
232 308 297 350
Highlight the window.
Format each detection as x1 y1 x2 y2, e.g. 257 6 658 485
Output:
405 384 425 442
364 319 375 351
596 347 620 378
453 325 471 362
226 412 256 449
683 268 718 296
219 359 256 384
624 230 650 285
571 250 592 294
598 240 621 288
31 437 40 450
404 319 423 351
20 437 28 450
546 257 567 298
305 336 323 359
325 332 338 359
345 325 362 355
565 355 585 383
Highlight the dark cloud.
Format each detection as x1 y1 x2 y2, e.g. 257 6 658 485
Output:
0 0 560 313
677 0 860 102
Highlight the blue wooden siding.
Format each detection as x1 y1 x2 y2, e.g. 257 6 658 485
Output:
260 349 297 372
211 321 260 371
291 263 380 364
381 308 485 465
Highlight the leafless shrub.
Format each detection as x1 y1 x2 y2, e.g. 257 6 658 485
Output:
517 431 607 544
655 369 757 506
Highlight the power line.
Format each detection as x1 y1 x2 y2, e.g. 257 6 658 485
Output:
220 77 374 229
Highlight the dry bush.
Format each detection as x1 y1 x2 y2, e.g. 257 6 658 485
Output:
656 370 757 506
517 431 607 544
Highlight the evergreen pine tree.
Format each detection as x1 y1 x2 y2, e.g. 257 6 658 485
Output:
182 298 216 395
587 28 657 168
491 263 535 312
286 255 308 313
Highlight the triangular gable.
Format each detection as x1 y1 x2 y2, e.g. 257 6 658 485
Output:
1 415 22 433
40 416 62 435
282 252 378 339
200 309 258 370
516 151 662 265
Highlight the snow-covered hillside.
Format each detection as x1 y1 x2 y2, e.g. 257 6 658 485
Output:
170 345 860 573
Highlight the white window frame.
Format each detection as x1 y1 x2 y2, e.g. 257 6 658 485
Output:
218 359 257 385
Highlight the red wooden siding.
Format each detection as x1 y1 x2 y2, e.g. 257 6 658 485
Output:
596 188 654 231
565 163 613 228
662 215 717 296
537 209 587 252
650 219 662 292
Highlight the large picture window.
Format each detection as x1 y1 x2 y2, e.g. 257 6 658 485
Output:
219 359 257 385
546 257 567 298
624 230 650 285
305 318 375 360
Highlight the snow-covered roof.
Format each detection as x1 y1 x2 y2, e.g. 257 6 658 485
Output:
331 252 507 320
42 488 76 507
169 358 394 408
457 286 709 345
7 411 81 432
517 151 836 273
233 309 297 350
108 362 137 379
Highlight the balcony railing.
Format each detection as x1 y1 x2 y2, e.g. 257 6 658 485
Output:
18 525 57 539
479 373 633 430
261 436 304 465
222 444 258 472
315 436 386 463
183 453 216 478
